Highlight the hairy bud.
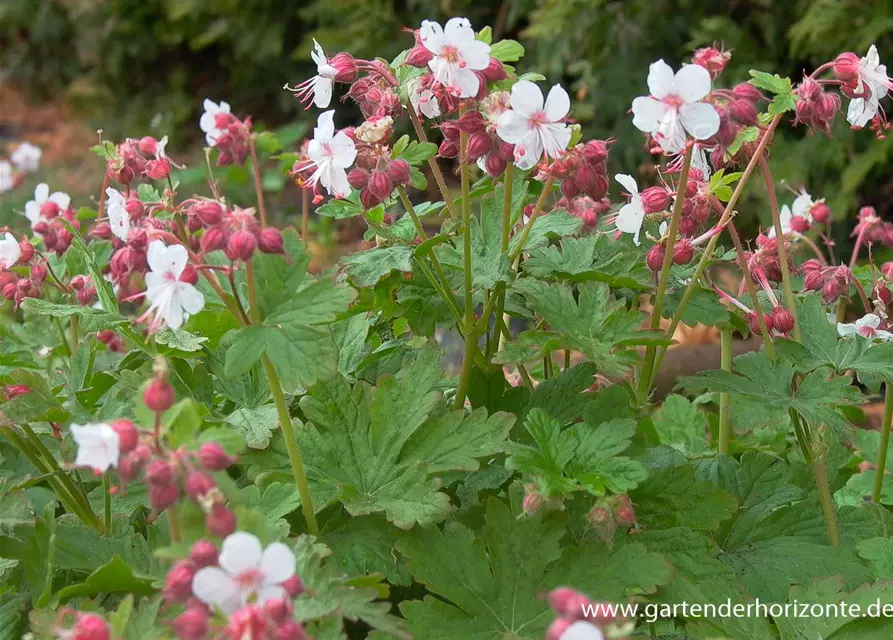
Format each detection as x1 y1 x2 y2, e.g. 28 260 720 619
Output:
201 226 227 254
258 228 285 254
810 201 831 224
772 307 795 334
111 419 139 453
164 560 197 602
198 441 235 471
646 244 665 272
206 502 237 537
225 229 258 262
144 377 175 413
190 539 219 568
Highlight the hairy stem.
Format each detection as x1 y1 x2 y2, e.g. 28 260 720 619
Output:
455 128 476 410
249 137 268 228
70 316 79 352
167 505 182 544
760 155 800 341
490 165 515 357
301 188 310 243
812 458 841 547
727 221 776 358
873 381 893 502
408 108 458 218
850 224 868 269
637 145 694 403
103 472 112 534
718 327 733 455
508 175 555 264
246 259 319 535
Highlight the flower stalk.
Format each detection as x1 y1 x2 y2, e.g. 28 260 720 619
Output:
873 380 893 503
455 126 476 409
718 327 733 454
407 107 458 218
249 137 268 228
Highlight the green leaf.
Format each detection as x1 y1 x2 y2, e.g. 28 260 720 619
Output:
153 328 208 352
775 578 893 640
266 278 356 326
326 515 411 587
55 554 155 602
512 280 665 376
523 362 597 426
726 126 760 159
662 286 730 327
137 183 161 202
253 131 283 154
468 190 511 290
490 40 525 62
857 537 893 580
633 463 736 530
680 350 864 436
250 228 311 318
749 70 794 95
0 594 28 640
396 498 563 639
343 245 414 287
510 209 582 253
20 298 126 333
225 404 279 449
164 398 204 448
1 369 68 424
652 394 711 457
396 140 437 166
298 346 509 527
523 234 651 291
317 198 364 219
836 470 893 506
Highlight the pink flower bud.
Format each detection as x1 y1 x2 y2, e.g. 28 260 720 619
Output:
198 441 235 471
173 606 209 640
367 170 393 205
439 121 460 140
273 621 307 640
811 201 831 224
386 159 411 186
816 92 841 123
481 57 508 82
258 228 285 254
790 215 810 233
3 384 31 399
72 613 110 640
438 138 460 158
484 153 507 177
522 491 544 515
802 270 825 292
732 82 764 103
190 539 219 568
201 227 227 254
749 312 774 336
193 201 224 226
280 575 305 598
76 286 97 306
772 307 795 335
730 99 758 125
614 495 636 526
2 283 16 300
405 44 433 67
30 262 47 284
672 239 694 265
16 240 34 263
90 223 113 240
545 618 572 640
693 46 730 77
70 275 88 291
138 136 158 156
111 419 140 453
164 559 197 602
206 502 237 537
146 459 175 486
347 167 369 190
822 279 842 303
145 158 172 181
127 228 148 251
263 597 292 623
548 587 583 615
641 186 670 214
582 140 610 162
456 111 486 134
40 200 60 218
149 482 179 511
834 52 861 82
466 131 493 161
186 471 216 499
145 377 175 413
225 229 258 262
329 52 358 82
646 244 665 272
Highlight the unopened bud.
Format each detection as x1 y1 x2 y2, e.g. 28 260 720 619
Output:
263 598 292 623
673 239 694 265
730 99 758 125
790 215 810 233
484 153 507 177
30 262 47 284
438 138 460 158
173 607 209 640
386 159 411 186
17 240 34 263
456 111 486 134
641 187 670 214
749 312 774 336
194 200 224 226
481 57 508 82
145 158 171 181
280 574 305 598
149 482 179 511
164 559 197 602
811 201 831 224
225 229 258 262
206 502 237 537
258 227 284 254
198 441 235 471
405 44 433 67
201 226 227 253
72 613 110 640
144 377 175 413
186 470 216 499
189 539 219 568
466 131 493 161
803 270 825 291
834 52 861 83
367 170 393 205
111 419 139 453
646 244 665 272
772 307 795 334
822 279 843 303
732 82 764 103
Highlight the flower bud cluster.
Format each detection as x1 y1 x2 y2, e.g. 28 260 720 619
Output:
545 587 615 640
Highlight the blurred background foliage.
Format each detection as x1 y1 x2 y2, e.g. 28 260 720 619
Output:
2 0 893 242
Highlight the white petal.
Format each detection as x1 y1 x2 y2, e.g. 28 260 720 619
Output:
203 99 220 115
647 60 676 99
678 102 720 140
314 110 336 142
544 84 570 121
675 64 712 103
324 167 351 199
419 20 444 54
35 183 49 203
461 39 491 71
443 17 475 47
147 241 188 278
631 96 669 134
49 192 71 210
219 101 231 114
420 92 441 118
847 97 877 127
199 111 217 134
0 233 21 269
256 584 287 605
540 123 572 159
330 132 357 168
71 423 120 472
559 621 605 640
876 330 893 342
614 174 639 196
310 38 327 67
857 314 882 329
659 221 668 236
615 200 646 245
837 322 858 337
496 111 532 145
510 81 544 118
453 67 482 99
24 201 41 225
218 532 264 575
313 77 333 109
791 193 813 219
514 134 543 170
192 568 242 614
259 542 296 585
176 283 205 316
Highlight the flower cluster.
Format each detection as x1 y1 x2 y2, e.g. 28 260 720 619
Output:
0 141 41 194
200 101 253 166
106 135 183 185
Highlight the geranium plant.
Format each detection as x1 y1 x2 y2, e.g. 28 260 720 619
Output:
3 17 893 640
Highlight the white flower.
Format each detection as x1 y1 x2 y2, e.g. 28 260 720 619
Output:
496 81 571 170
768 190 812 238
10 142 41 173
70 423 120 473
0 161 13 193
308 39 336 108
0 232 21 269
837 313 893 341
560 621 605 640
614 174 646 246
408 78 441 119
24 183 71 229
105 187 131 241
419 17 490 98
200 99 232 147
631 60 720 154
767 204 793 239
846 45 891 127
296 110 357 198
192 532 296 615
143 240 205 332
